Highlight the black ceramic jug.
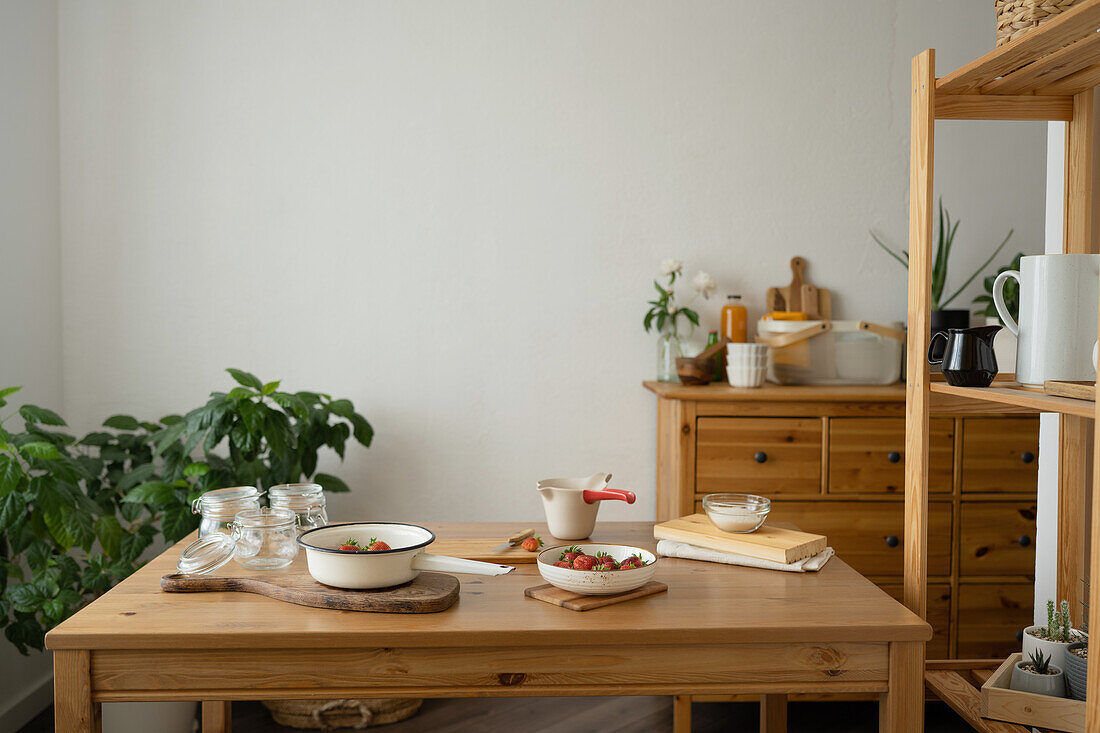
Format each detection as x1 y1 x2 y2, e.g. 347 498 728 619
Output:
927 325 1001 387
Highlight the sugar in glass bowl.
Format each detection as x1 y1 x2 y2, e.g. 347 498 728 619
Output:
702 493 770 533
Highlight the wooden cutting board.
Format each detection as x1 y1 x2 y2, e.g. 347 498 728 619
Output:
161 570 459 613
653 514 826 564
1044 380 1096 402
524 582 667 611
765 256 832 319
429 538 540 563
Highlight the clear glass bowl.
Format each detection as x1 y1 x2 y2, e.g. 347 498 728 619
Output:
702 493 770 533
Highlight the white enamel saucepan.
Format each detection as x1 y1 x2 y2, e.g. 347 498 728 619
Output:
297 522 515 589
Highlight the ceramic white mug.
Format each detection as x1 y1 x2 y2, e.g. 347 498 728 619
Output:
993 254 1099 386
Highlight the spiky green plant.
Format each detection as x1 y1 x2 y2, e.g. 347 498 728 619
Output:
870 198 1014 311
1027 648 1052 674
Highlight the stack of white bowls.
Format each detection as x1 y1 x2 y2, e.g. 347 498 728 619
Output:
726 343 769 387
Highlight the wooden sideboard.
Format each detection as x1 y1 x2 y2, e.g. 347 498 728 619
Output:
646 381 1040 660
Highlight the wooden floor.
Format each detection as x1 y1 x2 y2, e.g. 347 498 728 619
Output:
22 697 975 732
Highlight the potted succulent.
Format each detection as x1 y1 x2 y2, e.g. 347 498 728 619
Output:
1065 641 1088 701
1010 648 1066 697
1023 600 1086 671
973 252 1024 371
870 199 1014 362
643 259 717 382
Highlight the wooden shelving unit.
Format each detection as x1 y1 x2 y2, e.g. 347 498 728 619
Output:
906 4 1100 730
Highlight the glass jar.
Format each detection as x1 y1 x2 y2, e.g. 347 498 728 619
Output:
230 507 299 570
657 331 683 382
268 482 328 532
192 486 263 537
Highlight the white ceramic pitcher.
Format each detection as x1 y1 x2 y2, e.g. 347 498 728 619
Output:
993 254 1099 386
537 473 636 540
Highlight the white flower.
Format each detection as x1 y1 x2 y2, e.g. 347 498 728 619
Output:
692 270 717 299
660 259 682 276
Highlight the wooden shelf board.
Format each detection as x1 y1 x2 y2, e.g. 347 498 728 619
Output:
929 382 1095 418
924 669 1030 733
936 0 1100 95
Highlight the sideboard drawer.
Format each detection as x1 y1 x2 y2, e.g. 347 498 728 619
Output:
957 583 1033 659
962 417 1039 493
959 502 1037 576
880 582 951 659
696 418 822 494
828 417 954 494
763 501 952 577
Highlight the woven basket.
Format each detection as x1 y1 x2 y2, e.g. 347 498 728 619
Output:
996 0 1082 46
262 698 422 730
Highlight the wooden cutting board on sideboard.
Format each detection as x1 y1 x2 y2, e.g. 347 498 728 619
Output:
654 514 826 564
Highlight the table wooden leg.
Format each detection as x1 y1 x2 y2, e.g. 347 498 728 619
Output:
673 695 691 733
760 694 787 733
879 641 923 732
203 701 232 733
54 650 100 733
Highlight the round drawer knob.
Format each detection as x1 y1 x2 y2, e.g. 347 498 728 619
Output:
1019 535 1032 547
887 451 901 464
885 535 899 548
754 451 767 464
1022 451 1035 464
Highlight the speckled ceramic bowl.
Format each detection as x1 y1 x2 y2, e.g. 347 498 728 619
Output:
536 543 657 595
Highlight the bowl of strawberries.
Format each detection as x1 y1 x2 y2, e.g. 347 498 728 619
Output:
536 543 657 595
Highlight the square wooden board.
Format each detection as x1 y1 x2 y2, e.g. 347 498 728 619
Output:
524 582 668 611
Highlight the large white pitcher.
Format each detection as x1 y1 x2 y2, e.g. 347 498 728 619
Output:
993 254 1099 386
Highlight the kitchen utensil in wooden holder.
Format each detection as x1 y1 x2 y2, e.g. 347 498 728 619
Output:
654 514 826 564
524 581 667 611
675 337 729 385
996 0 1081 47
765 256 832 319
980 652 1084 731
161 570 460 613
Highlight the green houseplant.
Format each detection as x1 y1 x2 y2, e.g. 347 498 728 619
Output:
870 199 1014 339
643 259 717 382
0 369 372 655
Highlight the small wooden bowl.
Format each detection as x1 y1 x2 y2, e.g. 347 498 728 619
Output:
676 357 715 385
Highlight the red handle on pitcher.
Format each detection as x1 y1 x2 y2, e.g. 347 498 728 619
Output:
582 489 637 505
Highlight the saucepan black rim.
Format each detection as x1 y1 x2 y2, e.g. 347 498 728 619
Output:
297 521 436 555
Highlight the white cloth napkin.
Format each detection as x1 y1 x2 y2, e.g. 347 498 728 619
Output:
656 539 834 573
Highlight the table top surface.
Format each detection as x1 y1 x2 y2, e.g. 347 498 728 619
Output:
46 522 931 651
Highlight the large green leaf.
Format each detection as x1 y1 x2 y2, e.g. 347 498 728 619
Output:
0 386 22 408
226 368 263 390
103 414 140 431
0 494 27 532
327 399 353 418
20 442 61 460
0 456 22 496
6 584 49 614
349 413 373 447
18 405 66 427
161 504 196 543
183 461 210 477
94 516 123 558
116 463 156 491
226 386 255 400
78 431 113 447
261 380 280 395
313 472 349 493
122 481 177 505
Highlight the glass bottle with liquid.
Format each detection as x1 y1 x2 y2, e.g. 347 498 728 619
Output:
721 295 748 343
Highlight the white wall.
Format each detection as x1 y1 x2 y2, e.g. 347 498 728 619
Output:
0 0 62 728
56 1 1049 527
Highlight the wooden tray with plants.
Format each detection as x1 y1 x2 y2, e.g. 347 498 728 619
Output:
981 652 1084 732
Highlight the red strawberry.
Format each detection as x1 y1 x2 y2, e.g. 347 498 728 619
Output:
338 544 360 552
572 555 597 571
553 561 571 568
561 545 583 563
521 536 542 552
619 562 636 570
367 537 391 552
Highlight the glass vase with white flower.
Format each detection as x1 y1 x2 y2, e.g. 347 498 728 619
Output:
644 259 718 382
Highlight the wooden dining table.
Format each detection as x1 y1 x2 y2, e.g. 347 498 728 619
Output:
45 521 930 733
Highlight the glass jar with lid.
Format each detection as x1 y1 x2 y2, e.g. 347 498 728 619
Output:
229 507 299 570
268 482 328 532
192 486 263 537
